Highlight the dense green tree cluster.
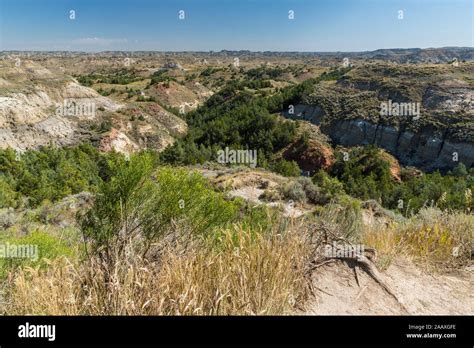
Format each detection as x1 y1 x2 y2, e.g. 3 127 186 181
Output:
160 78 305 166
76 69 142 86
330 145 395 203
160 67 354 169
200 67 221 77
0 144 124 208
245 66 285 79
242 79 272 89
149 69 177 85
389 165 473 213
329 145 473 214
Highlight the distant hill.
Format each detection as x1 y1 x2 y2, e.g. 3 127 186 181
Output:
2 47 473 64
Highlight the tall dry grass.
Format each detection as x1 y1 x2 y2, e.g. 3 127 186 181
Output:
3 224 312 315
362 208 473 270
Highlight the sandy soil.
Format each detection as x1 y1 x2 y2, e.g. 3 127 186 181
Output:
306 258 473 315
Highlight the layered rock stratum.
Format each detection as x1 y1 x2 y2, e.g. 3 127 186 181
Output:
284 63 474 171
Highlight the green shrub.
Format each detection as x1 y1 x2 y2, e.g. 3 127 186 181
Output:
312 170 345 204
0 208 17 229
79 153 239 261
452 163 468 177
271 159 300 177
259 189 282 202
316 197 363 241
0 230 73 278
280 181 306 203
0 176 20 208
296 177 321 204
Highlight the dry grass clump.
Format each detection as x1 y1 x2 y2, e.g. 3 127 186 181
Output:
3 223 312 315
362 208 473 270
362 222 408 270
401 208 473 265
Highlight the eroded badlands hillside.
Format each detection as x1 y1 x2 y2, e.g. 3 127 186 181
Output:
1 50 473 173
0 58 186 154
285 63 474 171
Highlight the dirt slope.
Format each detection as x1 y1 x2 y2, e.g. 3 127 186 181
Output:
306 258 473 315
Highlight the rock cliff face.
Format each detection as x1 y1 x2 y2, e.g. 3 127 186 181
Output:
323 119 474 171
282 63 474 171
285 104 473 171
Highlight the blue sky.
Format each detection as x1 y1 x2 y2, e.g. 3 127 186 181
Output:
0 0 472 51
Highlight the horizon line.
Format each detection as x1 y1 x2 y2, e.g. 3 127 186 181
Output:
1 46 473 54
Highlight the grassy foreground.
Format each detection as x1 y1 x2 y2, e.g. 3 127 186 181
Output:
0 151 472 315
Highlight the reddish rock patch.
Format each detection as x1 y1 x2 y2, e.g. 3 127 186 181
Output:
283 137 335 173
